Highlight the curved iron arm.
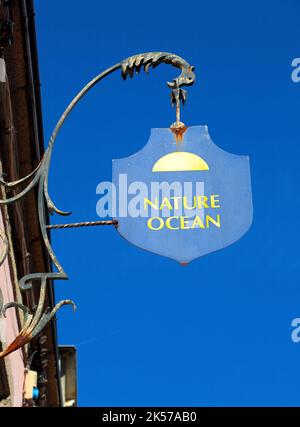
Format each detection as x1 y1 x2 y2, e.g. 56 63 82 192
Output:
0 52 196 358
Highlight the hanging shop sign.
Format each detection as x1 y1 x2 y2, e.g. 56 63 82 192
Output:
112 125 253 264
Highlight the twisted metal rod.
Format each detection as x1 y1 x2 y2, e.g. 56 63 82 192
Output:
46 220 118 229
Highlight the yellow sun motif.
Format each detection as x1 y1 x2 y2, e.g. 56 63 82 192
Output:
152 152 209 172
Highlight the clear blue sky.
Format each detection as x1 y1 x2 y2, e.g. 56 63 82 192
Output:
35 0 300 406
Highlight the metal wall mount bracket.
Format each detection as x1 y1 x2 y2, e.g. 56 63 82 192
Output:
0 52 195 358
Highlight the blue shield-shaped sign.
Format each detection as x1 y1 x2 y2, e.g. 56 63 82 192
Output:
112 126 253 264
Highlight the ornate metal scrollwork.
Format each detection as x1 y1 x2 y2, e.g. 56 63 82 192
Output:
0 52 195 358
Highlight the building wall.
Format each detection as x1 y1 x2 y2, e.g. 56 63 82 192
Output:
0 210 25 407
0 0 62 407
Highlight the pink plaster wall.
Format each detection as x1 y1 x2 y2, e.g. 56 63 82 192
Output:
0 212 25 407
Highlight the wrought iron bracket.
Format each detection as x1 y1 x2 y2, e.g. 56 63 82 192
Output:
0 52 195 358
